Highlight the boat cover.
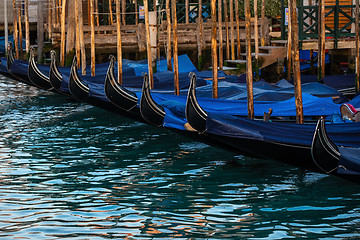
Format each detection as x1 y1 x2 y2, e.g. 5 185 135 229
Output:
205 112 360 148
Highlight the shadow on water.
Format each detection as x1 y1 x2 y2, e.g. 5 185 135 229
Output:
0 75 359 239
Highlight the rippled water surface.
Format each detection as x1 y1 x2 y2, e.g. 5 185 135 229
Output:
0 75 359 239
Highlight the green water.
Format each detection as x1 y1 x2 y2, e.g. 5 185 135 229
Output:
0 75 359 239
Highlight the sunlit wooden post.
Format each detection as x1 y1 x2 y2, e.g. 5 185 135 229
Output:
48 0 53 40
235 0 241 58
224 0 230 59
95 0 100 26
135 0 138 25
185 0 189 23
166 0 172 71
90 0 96 76
254 0 259 80
18 1 23 59
287 0 292 80
144 0 154 89
109 0 114 24
12 0 19 59
66 1 75 54
4 0 8 54
318 0 325 81
355 0 360 92
290 0 304 124
25 0 30 55
172 0 179 95
211 0 218 98
78 0 86 75
245 0 254 119
37 0 44 63
116 0 123 84
229 0 235 60
75 0 81 68
197 0 203 69
122 0 126 25
60 0 67 66
218 0 223 69
261 0 266 46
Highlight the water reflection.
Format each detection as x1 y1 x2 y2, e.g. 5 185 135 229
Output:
0 75 359 239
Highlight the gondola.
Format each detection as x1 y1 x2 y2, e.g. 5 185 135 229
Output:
311 118 360 178
68 56 90 102
6 42 14 72
49 50 64 92
185 73 208 133
28 47 53 90
139 73 165 127
6 42 33 85
104 55 140 115
311 118 341 174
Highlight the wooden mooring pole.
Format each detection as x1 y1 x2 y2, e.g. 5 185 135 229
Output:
4 0 8 54
144 0 154 89
229 0 235 60
224 0 230 60
287 0 292 81
197 0 203 69
254 0 259 80
290 0 304 124
116 0 123 84
12 0 19 59
166 0 172 71
261 0 266 46
37 0 44 63
109 0 114 25
75 0 81 68
90 0 96 76
172 0 180 95
18 1 23 59
218 0 223 69
211 0 218 99
79 0 86 75
25 0 30 55
245 0 254 119
60 0 67 67
235 0 241 59
356 0 360 93
318 0 325 81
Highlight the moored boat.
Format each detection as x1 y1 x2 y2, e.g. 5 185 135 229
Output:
28 47 53 90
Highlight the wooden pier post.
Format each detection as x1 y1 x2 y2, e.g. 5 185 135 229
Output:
25 0 30 55
185 0 189 24
229 0 235 60
197 0 203 69
261 0 266 46
109 0 114 24
224 0 230 60
290 0 304 124
66 1 75 54
144 0 154 89
172 0 179 95
122 0 126 25
211 0 218 99
149 11 157 72
75 0 81 68
116 0 123 84
4 0 8 54
90 0 96 76
78 0 86 75
48 0 53 40
245 0 254 119
18 1 23 59
356 0 360 92
95 0 100 26
318 0 325 81
287 0 292 80
235 0 241 58
12 0 19 59
254 0 259 80
218 0 223 69
37 0 44 63
135 0 138 25
60 0 67 67
166 0 172 71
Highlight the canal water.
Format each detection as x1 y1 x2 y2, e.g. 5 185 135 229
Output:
0 75 359 239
